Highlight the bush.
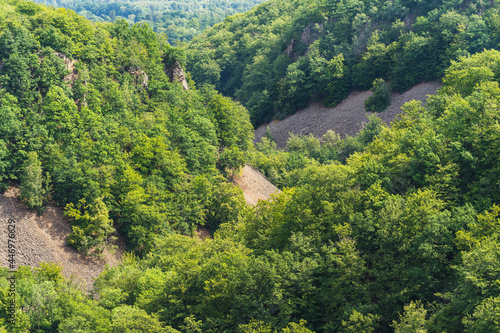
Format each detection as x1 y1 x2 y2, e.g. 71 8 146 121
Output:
217 147 245 174
364 78 391 112
20 152 45 209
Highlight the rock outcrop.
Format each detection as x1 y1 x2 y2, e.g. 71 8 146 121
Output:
285 22 324 59
165 60 189 90
55 52 79 86
128 67 148 88
285 38 295 58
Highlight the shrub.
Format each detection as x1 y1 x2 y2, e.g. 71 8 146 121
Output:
364 78 391 112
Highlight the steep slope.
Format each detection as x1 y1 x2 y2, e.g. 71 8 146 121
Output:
0 0 253 257
0 188 124 289
254 81 441 148
233 164 280 205
187 0 499 127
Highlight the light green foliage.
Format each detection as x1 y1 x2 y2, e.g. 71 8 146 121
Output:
19 152 45 209
180 315 203 333
94 254 143 309
187 0 498 126
342 311 379 333
239 320 273 333
42 86 80 140
281 320 315 332
65 197 115 254
287 134 321 155
94 234 323 332
316 54 350 107
392 301 428 333
463 296 500 332
364 78 391 112
441 50 500 96
0 264 111 332
110 305 179 332
36 47 68 94
357 115 384 146
204 88 253 150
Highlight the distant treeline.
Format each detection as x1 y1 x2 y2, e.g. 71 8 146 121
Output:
32 0 265 41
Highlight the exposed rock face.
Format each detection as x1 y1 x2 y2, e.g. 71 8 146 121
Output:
165 60 189 90
285 22 324 59
285 38 295 58
55 52 79 85
301 23 319 45
303 22 324 55
53 53 88 107
128 67 148 88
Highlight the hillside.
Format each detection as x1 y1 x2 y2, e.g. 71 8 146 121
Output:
233 164 280 205
254 81 441 148
2 0 500 332
0 188 124 289
242 50 500 332
0 0 254 330
186 0 499 127
32 0 265 41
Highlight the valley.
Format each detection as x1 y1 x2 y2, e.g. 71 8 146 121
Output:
0 0 500 331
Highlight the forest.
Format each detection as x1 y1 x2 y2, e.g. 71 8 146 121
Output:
186 0 500 126
30 0 265 41
1 0 500 332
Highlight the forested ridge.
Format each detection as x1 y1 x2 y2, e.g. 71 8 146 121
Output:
186 0 500 127
2 0 500 332
31 0 265 41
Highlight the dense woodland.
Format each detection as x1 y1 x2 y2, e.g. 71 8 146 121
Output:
1 0 500 332
30 0 265 41
186 0 500 126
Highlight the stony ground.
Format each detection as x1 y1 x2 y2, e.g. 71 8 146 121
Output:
254 81 441 148
0 187 124 290
233 165 280 205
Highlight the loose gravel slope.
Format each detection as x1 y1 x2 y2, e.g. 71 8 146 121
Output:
0 187 124 289
233 165 280 206
254 81 441 148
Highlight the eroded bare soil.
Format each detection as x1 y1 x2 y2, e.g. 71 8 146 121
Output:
254 81 441 148
0 187 124 290
233 165 280 206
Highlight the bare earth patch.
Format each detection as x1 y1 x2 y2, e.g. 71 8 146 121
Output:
196 226 212 241
254 81 441 148
233 165 280 206
0 187 124 290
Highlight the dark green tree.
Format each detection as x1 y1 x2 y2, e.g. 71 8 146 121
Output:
364 78 391 112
